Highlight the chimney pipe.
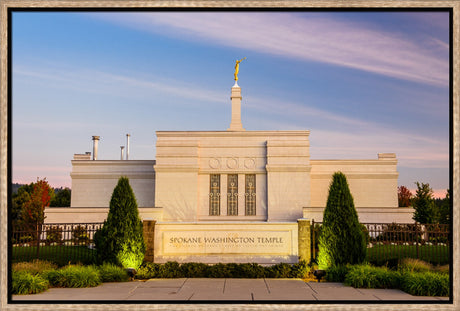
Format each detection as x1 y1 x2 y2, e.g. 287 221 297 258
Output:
120 146 125 160
92 136 100 160
126 134 130 160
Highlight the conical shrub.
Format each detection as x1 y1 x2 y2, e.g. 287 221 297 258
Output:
94 177 145 269
317 172 367 269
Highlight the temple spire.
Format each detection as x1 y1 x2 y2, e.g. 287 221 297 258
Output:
228 84 245 131
228 59 246 131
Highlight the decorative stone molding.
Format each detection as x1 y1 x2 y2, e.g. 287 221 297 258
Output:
310 173 399 179
226 158 238 169
70 173 155 179
265 165 312 172
153 165 200 172
209 158 221 169
244 158 256 169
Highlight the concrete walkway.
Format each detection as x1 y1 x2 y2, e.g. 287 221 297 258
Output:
12 279 449 302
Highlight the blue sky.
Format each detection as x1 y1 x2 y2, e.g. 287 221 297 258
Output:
12 11 450 197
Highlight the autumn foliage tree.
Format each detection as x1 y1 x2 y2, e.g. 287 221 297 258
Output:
398 186 413 207
20 178 53 233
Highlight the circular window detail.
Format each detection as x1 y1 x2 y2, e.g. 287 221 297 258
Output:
244 158 256 169
209 158 221 169
227 158 238 169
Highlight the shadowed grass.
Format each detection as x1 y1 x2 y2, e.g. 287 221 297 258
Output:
367 244 449 266
12 260 57 275
398 258 432 273
12 245 97 266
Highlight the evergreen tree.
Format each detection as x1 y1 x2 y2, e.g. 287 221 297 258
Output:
49 187 71 207
438 189 450 224
94 177 145 269
412 182 437 224
11 186 31 226
317 172 367 269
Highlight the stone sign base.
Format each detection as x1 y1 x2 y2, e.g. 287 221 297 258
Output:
153 222 299 264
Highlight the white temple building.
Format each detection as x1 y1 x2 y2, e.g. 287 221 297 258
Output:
44 71 415 263
46 81 413 224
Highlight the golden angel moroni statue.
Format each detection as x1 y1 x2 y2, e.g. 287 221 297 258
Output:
234 57 246 81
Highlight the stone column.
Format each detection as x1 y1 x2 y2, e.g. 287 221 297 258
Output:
227 85 245 131
143 220 156 262
297 219 311 263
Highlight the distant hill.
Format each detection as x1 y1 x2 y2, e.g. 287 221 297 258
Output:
11 183 71 194
12 183 23 194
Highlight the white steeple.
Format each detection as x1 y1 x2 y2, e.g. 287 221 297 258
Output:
227 84 245 131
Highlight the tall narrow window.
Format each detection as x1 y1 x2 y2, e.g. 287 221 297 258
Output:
209 174 220 216
227 174 238 216
245 174 256 215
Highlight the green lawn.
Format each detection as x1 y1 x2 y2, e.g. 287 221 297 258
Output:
12 245 97 266
367 244 449 266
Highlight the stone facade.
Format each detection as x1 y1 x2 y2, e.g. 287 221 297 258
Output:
154 130 310 222
70 159 155 208
44 81 415 263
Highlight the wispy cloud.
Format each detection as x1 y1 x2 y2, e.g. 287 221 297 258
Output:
310 129 448 169
245 109 448 169
14 60 448 173
92 12 449 87
14 66 227 106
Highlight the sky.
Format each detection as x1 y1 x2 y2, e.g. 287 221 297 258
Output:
11 10 450 197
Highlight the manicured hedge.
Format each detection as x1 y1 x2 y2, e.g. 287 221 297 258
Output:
344 264 401 289
12 260 129 295
44 265 101 288
324 265 348 282
97 262 130 282
12 271 49 295
325 262 449 296
136 261 311 279
400 271 449 297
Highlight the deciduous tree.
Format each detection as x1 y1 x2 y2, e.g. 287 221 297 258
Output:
398 185 413 207
20 178 53 231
